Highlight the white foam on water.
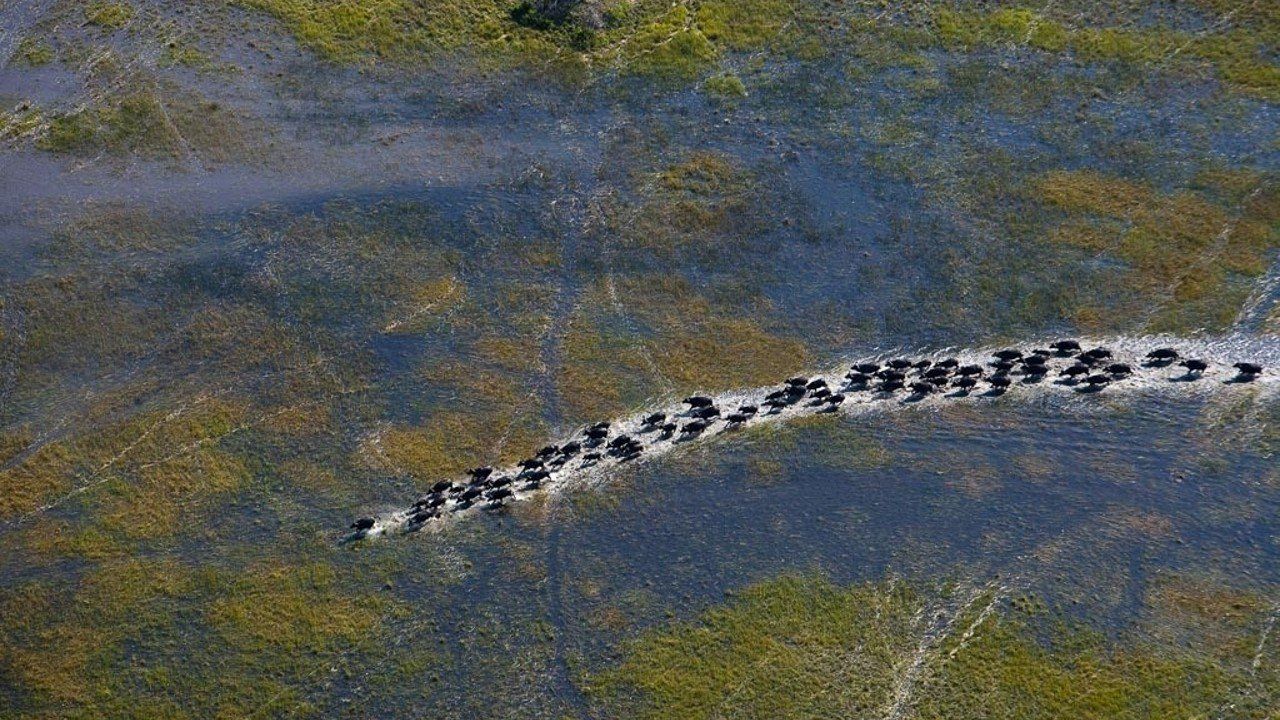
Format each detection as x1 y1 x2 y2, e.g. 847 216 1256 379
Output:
349 333 1280 541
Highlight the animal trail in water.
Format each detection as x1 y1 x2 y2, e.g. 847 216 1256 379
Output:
347 334 1279 541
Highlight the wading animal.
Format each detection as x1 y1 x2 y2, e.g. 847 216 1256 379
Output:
681 420 708 435
684 395 714 408
1234 362 1263 378
351 517 375 531
1179 359 1208 375
1060 364 1089 378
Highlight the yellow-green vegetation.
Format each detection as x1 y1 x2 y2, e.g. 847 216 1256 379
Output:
15 38 55 66
0 103 43 142
704 72 747 98
382 275 465 333
374 410 544 485
1036 169 1280 332
84 1 136 30
0 555 403 717
593 574 1280 719
557 272 808 425
591 575 923 718
734 413 890 483
37 90 248 161
0 398 249 533
231 0 806 78
620 151 767 253
934 4 1280 102
559 320 658 421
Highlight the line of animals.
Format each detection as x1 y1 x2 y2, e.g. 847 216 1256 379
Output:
349 341 1265 536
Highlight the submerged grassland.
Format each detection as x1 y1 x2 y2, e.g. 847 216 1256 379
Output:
591 574 1280 720
0 0 1278 717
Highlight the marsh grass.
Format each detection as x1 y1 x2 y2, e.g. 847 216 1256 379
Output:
1035 170 1279 333
592 574 1279 719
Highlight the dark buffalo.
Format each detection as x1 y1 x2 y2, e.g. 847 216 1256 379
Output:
1179 359 1208 374
1234 362 1263 376
681 420 708 435
1060 364 1089 378
351 517 375 531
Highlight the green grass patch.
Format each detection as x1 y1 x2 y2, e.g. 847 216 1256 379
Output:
84 1 136 30
1035 169 1280 333
933 6 1279 102
591 574 1279 719
15 38 55 66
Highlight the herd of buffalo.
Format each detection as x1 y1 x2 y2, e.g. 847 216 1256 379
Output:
350 340 1266 535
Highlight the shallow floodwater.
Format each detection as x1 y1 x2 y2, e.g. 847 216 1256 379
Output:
1 1 1278 717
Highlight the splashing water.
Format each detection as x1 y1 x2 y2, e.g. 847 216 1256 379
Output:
348 333 1280 541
